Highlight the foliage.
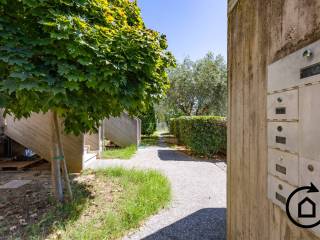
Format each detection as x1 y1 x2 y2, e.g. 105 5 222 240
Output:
28 167 171 239
154 101 183 125
102 144 137 159
160 52 227 120
138 106 157 135
0 0 175 134
169 116 227 156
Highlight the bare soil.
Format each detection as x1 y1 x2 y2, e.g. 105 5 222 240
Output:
0 164 120 240
0 168 53 239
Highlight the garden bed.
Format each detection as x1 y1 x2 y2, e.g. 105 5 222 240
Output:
1 167 171 240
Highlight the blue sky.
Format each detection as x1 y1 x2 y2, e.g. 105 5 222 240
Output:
137 0 227 63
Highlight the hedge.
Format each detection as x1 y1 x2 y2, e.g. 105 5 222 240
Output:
169 116 227 156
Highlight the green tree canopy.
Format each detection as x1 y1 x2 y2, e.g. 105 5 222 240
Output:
0 0 175 134
162 52 227 118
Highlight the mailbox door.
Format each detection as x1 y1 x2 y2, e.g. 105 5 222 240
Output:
300 84 320 162
268 175 298 218
268 122 299 153
300 158 320 188
267 90 298 120
268 148 299 186
268 39 320 92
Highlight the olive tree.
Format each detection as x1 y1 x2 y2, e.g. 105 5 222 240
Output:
164 52 227 117
0 0 175 201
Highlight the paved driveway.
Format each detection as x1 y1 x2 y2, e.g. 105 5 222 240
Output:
86 143 226 240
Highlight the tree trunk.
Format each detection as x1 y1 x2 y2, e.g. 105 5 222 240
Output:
52 111 73 201
51 111 64 202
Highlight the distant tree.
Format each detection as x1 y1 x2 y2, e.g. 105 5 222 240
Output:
138 106 156 135
154 100 183 126
0 0 175 201
163 52 227 117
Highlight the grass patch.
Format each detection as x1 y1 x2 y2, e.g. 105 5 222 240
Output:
102 145 137 159
27 167 171 240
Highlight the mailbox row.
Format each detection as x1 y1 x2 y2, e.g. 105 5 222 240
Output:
267 86 320 237
267 39 320 237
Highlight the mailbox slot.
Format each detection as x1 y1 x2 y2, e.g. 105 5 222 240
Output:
268 122 299 153
275 107 286 115
276 136 286 144
301 62 320 79
267 90 298 120
268 175 298 218
268 148 299 186
276 164 286 175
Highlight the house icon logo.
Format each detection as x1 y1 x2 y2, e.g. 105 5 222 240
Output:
298 197 316 218
286 183 320 228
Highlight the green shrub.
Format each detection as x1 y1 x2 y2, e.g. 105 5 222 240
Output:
138 107 157 135
169 116 227 156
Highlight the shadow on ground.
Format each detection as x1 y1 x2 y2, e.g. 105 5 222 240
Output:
142 208 226 240
157 149 226 164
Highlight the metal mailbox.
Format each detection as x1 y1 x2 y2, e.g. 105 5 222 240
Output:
300 158 320 188
299 84 320 162
268 175 298 218
268 39 320 93
267 40 320 237
267 90 298 121
268 122 299 153
268 148 299 186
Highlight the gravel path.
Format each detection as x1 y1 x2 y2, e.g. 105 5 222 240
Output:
86 141 226 240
